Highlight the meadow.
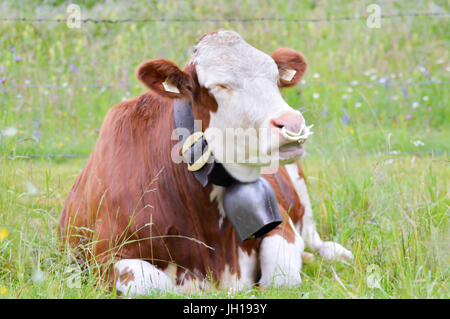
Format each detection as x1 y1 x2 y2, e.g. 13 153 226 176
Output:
0 0 448 298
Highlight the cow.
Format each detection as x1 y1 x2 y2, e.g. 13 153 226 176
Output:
59 30 352 296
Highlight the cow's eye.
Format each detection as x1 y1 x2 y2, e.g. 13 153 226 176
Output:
212 84 231 91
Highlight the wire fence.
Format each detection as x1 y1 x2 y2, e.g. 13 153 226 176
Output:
0 11 449 24
1 80 449 91
5 151 447 160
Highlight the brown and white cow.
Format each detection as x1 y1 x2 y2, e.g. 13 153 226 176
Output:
59 30 352 296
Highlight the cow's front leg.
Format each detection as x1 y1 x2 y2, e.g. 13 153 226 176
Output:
258 225 304 288
285 163 353 262
113 259 175 297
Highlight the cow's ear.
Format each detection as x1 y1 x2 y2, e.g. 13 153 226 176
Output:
136 59 193 98
271 48 307 88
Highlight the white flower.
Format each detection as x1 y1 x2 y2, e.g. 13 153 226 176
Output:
351 81 359 86
24 80 31 85
422 96 429 101
391 95 398 101
312 93 320 99
390 73 396 79
370 75 377 81
32 269 46 283
418 66 426 73
364 70 371 76
16 94 22 99
384 159 393 165
2 127 18 137
61 82 68 88
390 150 400 155
435 59 444 64
355 102 361 107
412 102 419 109
301 79 306 85
342 94 349 99
378 77 387 84
26 181 39 195
313 73 320 78
347 87 353 92
412 140 424 147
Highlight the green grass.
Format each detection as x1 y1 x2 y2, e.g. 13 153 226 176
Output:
0 0 448 298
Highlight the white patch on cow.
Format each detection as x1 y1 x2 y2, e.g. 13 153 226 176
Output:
220 248 258 290
209 185 226 228
114 259 174 297
285 163 353 261
190 30 303 182
259 234 303 287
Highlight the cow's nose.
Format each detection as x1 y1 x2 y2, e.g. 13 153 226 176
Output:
270 113 305 135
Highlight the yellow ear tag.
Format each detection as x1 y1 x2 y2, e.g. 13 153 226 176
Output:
280 69 297 81
162 79 180 93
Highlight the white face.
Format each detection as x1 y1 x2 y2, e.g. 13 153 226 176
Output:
190 30 306 182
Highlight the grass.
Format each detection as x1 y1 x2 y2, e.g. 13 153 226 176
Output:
0 0 449 298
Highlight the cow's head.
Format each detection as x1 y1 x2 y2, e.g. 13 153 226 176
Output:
137 30 309 182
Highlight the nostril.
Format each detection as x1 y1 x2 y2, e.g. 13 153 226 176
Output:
270 119 285 130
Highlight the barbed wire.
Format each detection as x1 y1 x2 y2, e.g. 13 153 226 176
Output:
0 12 448 24
1 79 448 91
4 151 447 160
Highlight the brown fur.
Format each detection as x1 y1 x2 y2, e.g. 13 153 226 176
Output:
272 48 307 88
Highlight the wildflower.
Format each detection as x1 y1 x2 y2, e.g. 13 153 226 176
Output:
64 137 70 141
61 82 68 88
59 142 65 147
300 80 306 85
32 269 46 283
0 286 8 296
347 87 353 92
24 80 30 85
313 73 320 79
0 228 9 241
69 63 78 73
355 102 361 108
13 55 21 62
351 81 358 86
406 114 412 120
435 59 444 64
342 94 349 99
370 75 377 81
1 77 6 84
378 77 387 84
422 96 429 101
343 108 349 125
63 112 68 117
412 102 419 109
391 95 398 101
402 86 408 98
26 181 39 195
135 85 141 89
384 159 393 165
312 93 320 99
2 127 18 137
390 150 400 155
16 94 22 99
418 66 426 73
412 140 424 147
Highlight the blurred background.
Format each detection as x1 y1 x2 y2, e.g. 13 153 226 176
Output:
0 0 448 298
